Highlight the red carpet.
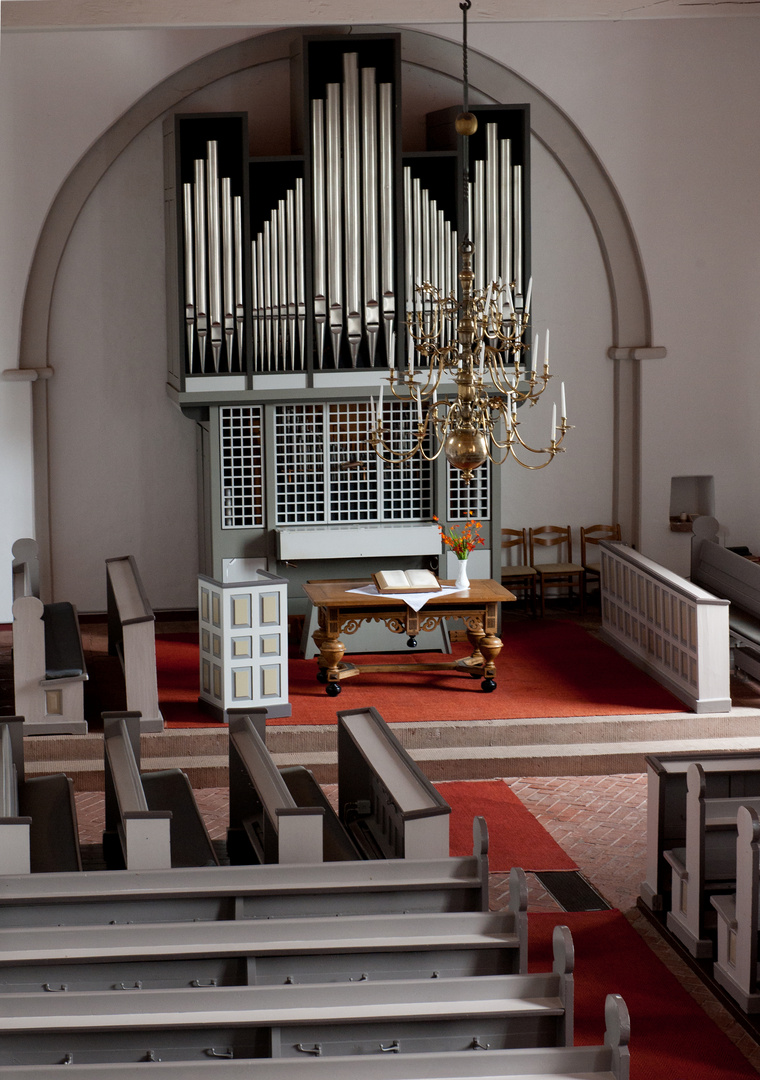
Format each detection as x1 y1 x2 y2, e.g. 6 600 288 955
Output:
155 619 685 728
438 779 576 871
529 910 757 1080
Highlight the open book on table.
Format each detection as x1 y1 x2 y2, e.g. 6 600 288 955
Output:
372 569 442 594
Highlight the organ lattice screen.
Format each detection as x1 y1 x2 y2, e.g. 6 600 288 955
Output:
274 401 432 527
220 405 264 528
447 461 490 522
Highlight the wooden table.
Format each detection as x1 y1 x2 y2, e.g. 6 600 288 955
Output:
302 579 515 696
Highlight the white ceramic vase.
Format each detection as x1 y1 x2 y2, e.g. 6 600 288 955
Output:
454 557 469 590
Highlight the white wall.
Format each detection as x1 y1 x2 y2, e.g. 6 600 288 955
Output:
2 17 760 616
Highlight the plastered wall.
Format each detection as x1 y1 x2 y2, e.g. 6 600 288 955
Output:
1 18 759 617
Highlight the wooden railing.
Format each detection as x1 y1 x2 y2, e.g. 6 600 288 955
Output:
599 541 731 713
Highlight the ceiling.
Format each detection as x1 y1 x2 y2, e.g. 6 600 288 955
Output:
2 0 759 32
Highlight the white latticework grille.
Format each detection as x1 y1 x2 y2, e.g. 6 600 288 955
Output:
274 404 325 525
380 399 433 521
273 401 432 526
220 406 264 528
447 461 490 522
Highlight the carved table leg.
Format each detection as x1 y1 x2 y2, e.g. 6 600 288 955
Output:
478 633 502 693
312 622 345 696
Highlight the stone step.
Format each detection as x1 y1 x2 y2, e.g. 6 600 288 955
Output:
21 706 760 789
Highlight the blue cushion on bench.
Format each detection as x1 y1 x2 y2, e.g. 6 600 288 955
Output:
42 602 84 679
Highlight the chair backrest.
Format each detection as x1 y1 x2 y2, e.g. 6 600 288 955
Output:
580 523 621 564
501 528 528 567
529 525 572 565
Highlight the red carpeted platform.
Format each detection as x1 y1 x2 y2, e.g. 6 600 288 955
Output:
529 910 757 1080
155 618 684 728
439 778 577 871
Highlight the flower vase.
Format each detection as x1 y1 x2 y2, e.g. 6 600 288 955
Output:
454 556 470 590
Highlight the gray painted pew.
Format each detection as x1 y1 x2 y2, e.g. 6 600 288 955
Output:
712 804 760 1012
690 515 760 680
0 817 490 928
103 712 218 871
0 880 527 992
664 762 760 957
12 595 88 735
0 925 574 1066
0 716 81 876
0 994 630 1078
227 713 356 864
337 706 451 860
640 750 760 912
106 555 163 732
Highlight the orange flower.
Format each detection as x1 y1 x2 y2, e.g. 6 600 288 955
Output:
435 512 485 559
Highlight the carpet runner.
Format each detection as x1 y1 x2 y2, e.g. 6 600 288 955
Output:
529 910 759 1080
154 618 684 728
438 778 577 872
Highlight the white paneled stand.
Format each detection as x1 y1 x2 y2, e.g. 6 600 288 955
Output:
198 571 291 722
600 540 731 714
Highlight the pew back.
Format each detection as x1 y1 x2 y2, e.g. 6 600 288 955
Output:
106 555 163 732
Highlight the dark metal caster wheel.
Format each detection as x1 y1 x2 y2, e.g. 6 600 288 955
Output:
407 637 418 648
325 681 342 697
316 670 328 684
481 678 497 693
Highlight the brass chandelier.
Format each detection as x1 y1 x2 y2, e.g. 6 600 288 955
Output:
369 1 571 484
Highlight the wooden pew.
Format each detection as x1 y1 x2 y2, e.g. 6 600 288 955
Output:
338 706 451 860
0 925 574 1066
690 515 760 681
0 992 629 1077
0 716 81 876
640 749 760 912
664 762 760 957
0 818 491 928
11 537 40 602
103 712 217 871
0 880 527 992
12 595 88 735
227 713 336 864
0 718 31 875
712 804 760 1012
106 555 163 732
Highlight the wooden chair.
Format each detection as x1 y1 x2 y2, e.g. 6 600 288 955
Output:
580 524 622 597
529 525 585 617
501 528 537 614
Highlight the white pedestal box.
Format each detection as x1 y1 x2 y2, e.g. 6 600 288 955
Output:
198 571 291 723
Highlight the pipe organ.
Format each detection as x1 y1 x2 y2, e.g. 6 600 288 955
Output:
164 33 529 605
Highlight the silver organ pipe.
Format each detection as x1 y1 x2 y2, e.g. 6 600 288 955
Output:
485 124 499 289
513 163 523 299
206 140 223 371
342 53 362 366
286 188 297 369
192 159 207 371
500 138 512 290
379 82 395 366
221 176 236 362
311 99 327 369
361 65 380 367
234 194 244 361
326 81 344 365
277 198 288 366
295 177 306 369
182 182 195 372
263 220 272 368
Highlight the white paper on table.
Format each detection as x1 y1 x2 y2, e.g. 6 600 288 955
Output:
348 584 467 613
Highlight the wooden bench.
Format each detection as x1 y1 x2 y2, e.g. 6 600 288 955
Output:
106 555 163 732
0 818 491 928
712 804 760 1012
690 515 760 680
11 537 40 602
0 883 527 992
0 993 629 1077
337 706 451 860
0 716 81 876
103 712 217 871
228 713 343 864
664 762 760 957
640 750 760 912
12 595 88 735
0 924 574 1066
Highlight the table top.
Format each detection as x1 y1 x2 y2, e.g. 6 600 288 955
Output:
303 578 515 607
